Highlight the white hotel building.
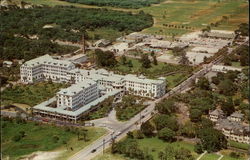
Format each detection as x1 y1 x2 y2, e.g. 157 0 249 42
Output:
20 54 75 84
57 79 99 111
21 55 166 122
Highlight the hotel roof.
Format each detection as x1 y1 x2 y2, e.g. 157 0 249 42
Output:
57 79 96 96
34 89 122 117
23 54 74 68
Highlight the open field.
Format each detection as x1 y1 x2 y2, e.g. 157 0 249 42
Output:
200 153 220 160
229 140 250 150
114 57 193 79
141 0 249 36
1 118 107 160
137 137 199 159
23 0 249 38
1 82 69 106
93 153 129 160
166 73 190 89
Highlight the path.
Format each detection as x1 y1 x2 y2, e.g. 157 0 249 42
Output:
196 151 207 160
217 152 224 160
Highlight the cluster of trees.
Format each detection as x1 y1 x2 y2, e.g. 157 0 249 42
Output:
235 23 249 36
140 98 179 143
62 0 164 9
1 33 77 60
111 138 153 160
158 146 194 160
85 97 114 120
195 119 227 153
94 49 117 67
115 95 144 121
163 24 194 30
1 6 153 60
224 44 249 66
172 47 190 65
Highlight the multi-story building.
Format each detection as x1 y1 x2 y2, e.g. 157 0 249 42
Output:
209 109 225 122
21 55 166 99
67 68 166 98
20 54 75 83
215 119 250 144
56 79 99 111
210 109 250 144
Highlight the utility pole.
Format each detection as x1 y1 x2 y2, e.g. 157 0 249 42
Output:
82 35 85 54
102 139 105 154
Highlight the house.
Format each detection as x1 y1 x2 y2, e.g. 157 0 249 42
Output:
209 109 225 122
200 31 235 40
3 61 13 67
228 112 244 122
211 65 242 73
215 119 250 144
93 39 111 47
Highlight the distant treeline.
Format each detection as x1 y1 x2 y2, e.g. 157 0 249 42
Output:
0 6 153 60
61 0 164 9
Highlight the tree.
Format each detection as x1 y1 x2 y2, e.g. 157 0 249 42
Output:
127 60 133 68
154 115 179 131
156 99 175 115
218 79 236 96
194 143 203 154
141 54 151 68
94 49 117 67
141 121 155 137
121 55 127 65
158 128 175 142
221 97 235 116
196 77 210 90
211 76 220 85
179 54 189 65
189 109 202 122
153 55 158 65
198 127 227 152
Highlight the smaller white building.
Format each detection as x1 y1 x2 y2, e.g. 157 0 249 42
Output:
211 65 242 73
57 80 99 110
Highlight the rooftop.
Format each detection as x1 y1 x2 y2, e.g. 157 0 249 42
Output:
57 79 96 96
34 89 122 117
23 54 74 68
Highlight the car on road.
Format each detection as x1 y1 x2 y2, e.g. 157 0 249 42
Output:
91 149 96 153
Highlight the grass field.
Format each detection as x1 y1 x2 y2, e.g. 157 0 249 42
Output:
93 153 129 160
1 119 107 160
137 137 199 159
200 153 220 160
166 73 190 89
1 82 69 106
23 0 248 38
141 0 249 36
114 57 193 79
229 140 250 150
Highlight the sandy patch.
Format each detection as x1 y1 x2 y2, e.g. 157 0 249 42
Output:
19 150 65 160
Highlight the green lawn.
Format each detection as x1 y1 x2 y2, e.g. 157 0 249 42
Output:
137 137 199 159
23 0 248 38
1 82 69 106
141 0 249 36
231 62 242 68
200 153 220 160
229 140 250 150
93 153 129 160
1 119 107 160
166 73 190 89
114 57 193 78
222 155 246 160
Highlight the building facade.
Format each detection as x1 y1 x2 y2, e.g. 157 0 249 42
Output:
57 79 99 111
20 54 75 84
209 109 250 144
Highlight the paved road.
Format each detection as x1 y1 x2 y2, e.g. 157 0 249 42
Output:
69 41 249 160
